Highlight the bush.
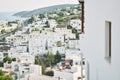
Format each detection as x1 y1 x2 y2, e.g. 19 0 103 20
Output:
0 62 3 67
12 58 16 61
1 29 6 34
72 28 77 34
3 56 12 63
0 70 14 80
45 71 54 76
57 41 62 47
67 25 72 29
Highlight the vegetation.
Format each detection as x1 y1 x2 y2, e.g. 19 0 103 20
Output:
45 21 50 28
47 52 54 67
58 12 64 17
52 27 55 32
1 29 6 34
67 25 72 29
54 51 61 64
45 70 54 76
72 28 77 33
3 56 12 63
25 29 30 34
12 58 16 61
31 28 39 32
0 62 3 67
57 41 62 47
0 70 4 76
72 28 80 39
12 27 19 34
56 17 68 25
28 16 35 24
0 69 14 80
76 32 80 40
39 14 45 19
3 57 16 64
35 56 45 74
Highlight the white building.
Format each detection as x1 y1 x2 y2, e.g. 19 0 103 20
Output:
48 19 57 29
65 49 81 66
54 65 85 80
79 0 120 80
70 19 81 30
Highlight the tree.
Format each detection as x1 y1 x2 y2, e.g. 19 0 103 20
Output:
56 17 68 25
58 12 64 17
0 62 3 67
47 52 54 67
1 29 6 34
28 16 35 24
54 51 61 64
31 28 39 32
57 41 62 47
52 27 55 32
0 69 13 80
45 70 54 76
35 56 45 74
39 14 45 19
76 32 80 40
67 25 72 29
3 56 12 63
12 58 16 61
45 21 50 28
0 69 4 76
72 28 77 33
3 75 14 80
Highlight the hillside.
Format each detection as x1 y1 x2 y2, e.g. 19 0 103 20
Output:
13 4 79 17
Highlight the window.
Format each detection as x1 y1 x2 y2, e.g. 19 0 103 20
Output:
105 21 111 61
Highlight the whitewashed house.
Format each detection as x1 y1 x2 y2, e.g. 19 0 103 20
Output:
48 19 57 29
54 65 85 80
79 0 120 80
70 19 81 30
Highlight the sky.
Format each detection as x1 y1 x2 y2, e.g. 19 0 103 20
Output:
0 0 78 12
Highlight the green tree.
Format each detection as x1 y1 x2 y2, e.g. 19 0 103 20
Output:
45 21 50 28
58 12 64 17
0 62 3 67
67 25 72 29
72 28 77 33
35 57 45 74
3 75 14 80
45 70 54 76
39 14 45 19
3 56 12 63
55 51 61 64
0 70 13 80
76 32 80 40
47 52 54 67
52 27 55 32
57 41 62 47
28 16 35 24
0 69 4 76
56 17 68 25
12 58 16 61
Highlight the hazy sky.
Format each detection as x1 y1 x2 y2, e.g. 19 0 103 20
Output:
0 0 78 12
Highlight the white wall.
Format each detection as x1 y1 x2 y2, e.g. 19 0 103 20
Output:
79 0 120 80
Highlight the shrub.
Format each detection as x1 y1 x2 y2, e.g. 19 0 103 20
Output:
3 56 12 63
45 71 54 76
57 41 62 47
12 58 16 61
0 62 3 67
